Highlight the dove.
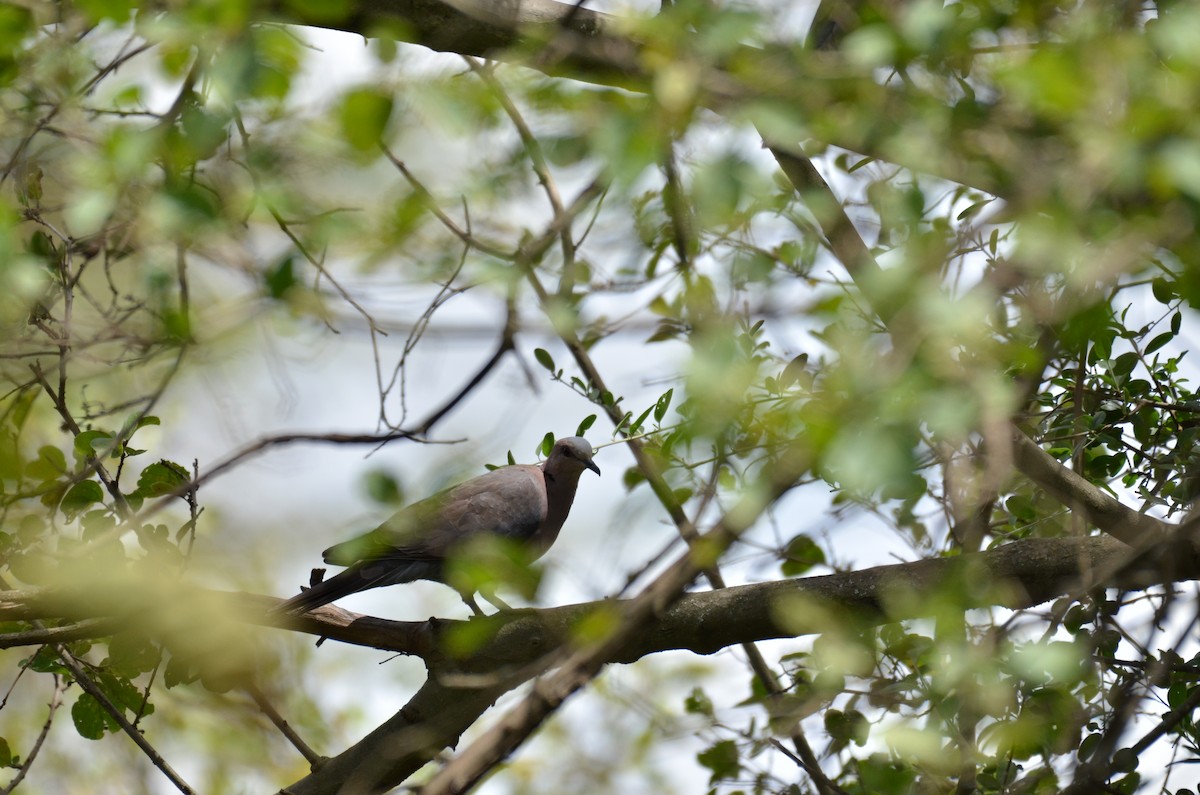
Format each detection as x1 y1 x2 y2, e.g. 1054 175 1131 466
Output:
275 437 600 615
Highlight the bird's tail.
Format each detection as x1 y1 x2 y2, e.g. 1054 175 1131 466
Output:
271 567 369 615
270 560 433 615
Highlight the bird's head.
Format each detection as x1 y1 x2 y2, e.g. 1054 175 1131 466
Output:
548 436 601 477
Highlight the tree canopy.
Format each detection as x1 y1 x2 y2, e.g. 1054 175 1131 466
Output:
1 1 1200 793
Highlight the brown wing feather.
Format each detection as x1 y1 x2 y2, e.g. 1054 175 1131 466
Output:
322 465 549 566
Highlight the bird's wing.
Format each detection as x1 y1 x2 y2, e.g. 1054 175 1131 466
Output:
322 465 548 566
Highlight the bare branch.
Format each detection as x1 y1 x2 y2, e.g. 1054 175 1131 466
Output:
245 683 325 769
0 674 66 795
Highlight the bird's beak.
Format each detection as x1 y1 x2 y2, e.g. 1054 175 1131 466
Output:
586 460 601 476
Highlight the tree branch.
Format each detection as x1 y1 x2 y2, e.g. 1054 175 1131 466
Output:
277 531 1189 793
0 531 1190 794
1 535 1190 667
1009 427 1169 545
256 0 1004 198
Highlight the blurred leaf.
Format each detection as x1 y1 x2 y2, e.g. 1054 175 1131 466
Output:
825 708 870 752
1112 747 1138 773
163 654 196 689
338 87 394 153
105 633 161 679
26 446 66 482
780 534 826 577
364 469 403 505
575 414 596 436
283 0 353 23
81 509 116 541
684 686 714 717
780 353 810 389
697 739 740 783
75 0 135 24
441 615 503 659
622 467 645 491
265 255 297 299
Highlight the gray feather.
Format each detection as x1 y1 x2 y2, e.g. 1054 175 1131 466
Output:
274 437 599 615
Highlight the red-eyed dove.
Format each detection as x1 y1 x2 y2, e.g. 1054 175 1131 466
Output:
275 437 600 615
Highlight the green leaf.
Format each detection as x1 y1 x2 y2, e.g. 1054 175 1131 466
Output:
26 445 67 481
622 467 645 491
1006 494 1037 522
1111 352 1139 377
653 388 674 423
1167 682 1191 709
697 739 740 783
825 708 870 750
136 460 190 498
95 669 150 714
71 693 118 740
1112 747 1138 773
73 430 113 458
0 4 33 53
540 433 554 458
1145 331 1174 355
75 0 135 24
338 87 394 153
1078 732 1101 761
364 470 403 505
265 254 296 299
163 654 196 689
629 405 654 434
81 509 117 541
575 414 596 436
24 647 68 675
534 348 555 372
780 534 826 577
61 481 105 516
1152 277 1175 304
105 633 161 679
684 686 714 717
0 736 13 767
780 353 810 389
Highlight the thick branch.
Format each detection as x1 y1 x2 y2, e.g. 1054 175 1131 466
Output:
0 532 1191 794
2 535 1191 666
269 534 1195 666
275 532 1197 794
258 0 1004 197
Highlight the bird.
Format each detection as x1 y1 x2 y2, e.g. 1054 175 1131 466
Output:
274 436 600 616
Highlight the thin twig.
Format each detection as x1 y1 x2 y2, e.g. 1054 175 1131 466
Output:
52 646 196 794
245 683 325 768
0 674 66 795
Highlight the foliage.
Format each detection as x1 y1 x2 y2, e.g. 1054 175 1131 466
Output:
0 0 1198 793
